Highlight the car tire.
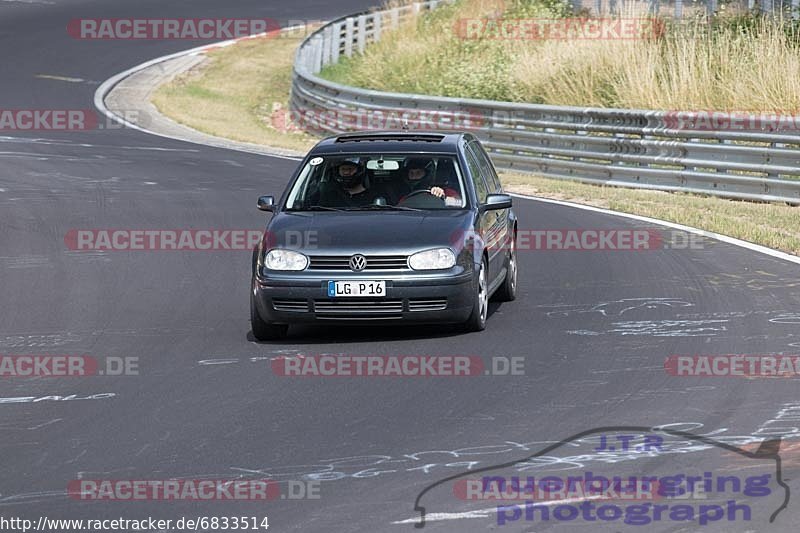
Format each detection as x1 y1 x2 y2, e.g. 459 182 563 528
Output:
250 286 289 341
494 232 517 302
464 257 488 332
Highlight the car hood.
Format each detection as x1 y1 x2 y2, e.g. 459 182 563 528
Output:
266 211 473 254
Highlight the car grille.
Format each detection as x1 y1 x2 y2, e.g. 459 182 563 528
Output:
271 298 448 318
308 298 449 319
272 298 310 312
408 298 448 312
313 298 404 319
307 255 408 271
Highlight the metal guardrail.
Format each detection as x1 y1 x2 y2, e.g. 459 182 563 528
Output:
290 1 800 204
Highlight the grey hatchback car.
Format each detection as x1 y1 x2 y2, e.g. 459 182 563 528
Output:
250 131 518 340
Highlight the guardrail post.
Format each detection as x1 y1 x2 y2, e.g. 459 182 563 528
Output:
304 46 313 73
357 15 367 54
321 26 332 67
391 8 400 29
649 0 660 14
344 18 354 57
312 36 323 74
373 13 382 43
331 22 342 63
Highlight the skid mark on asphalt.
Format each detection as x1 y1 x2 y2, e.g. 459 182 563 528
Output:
0 255 51 268
705 274 800 291
546 303 800 338
196 350 306 366
568 319 728 337
62 250 112 263
590 365 663 374
0 393 115 406
538 298 694 318
0 332 82 348
0 418 63 431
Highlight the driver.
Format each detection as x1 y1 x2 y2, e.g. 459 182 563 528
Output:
406 157 444 198
386 157 444 203
389 157 466 207
320 157 378 207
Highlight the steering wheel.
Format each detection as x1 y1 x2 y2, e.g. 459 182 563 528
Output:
398 189 445 208
401 189 436 200
400 189 444 202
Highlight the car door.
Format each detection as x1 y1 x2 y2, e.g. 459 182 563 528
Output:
465 143 505 286
471 142 513 286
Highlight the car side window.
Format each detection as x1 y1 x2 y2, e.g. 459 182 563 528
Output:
472 143 502 193
465 146 489 204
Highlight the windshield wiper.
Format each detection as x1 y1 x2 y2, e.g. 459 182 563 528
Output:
288 205 346 212
348 204 422 212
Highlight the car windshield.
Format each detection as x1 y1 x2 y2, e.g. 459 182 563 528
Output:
284 154 467 211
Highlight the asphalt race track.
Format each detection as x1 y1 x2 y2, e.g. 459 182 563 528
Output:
2 1 800 531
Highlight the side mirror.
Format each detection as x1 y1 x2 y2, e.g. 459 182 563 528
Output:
482 193 512 211
257 195 275 212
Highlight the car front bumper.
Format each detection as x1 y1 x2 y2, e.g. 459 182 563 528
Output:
253 269 475 325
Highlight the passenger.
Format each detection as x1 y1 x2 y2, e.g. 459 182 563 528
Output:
319 158 378 207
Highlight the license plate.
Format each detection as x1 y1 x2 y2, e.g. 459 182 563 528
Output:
327 280 386 297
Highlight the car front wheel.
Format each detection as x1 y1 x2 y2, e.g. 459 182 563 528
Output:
463 258 488 332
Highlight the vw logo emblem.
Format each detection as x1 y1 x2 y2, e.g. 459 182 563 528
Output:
349 254 367 271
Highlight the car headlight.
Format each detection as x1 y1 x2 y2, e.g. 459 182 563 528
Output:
264 249 308 271
409 248 456 270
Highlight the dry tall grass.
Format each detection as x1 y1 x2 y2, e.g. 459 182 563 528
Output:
322 0 800 111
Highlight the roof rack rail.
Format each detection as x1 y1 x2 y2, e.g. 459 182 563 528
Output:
334 133 446 143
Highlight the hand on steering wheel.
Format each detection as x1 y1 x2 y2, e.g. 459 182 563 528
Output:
403 187 445 200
